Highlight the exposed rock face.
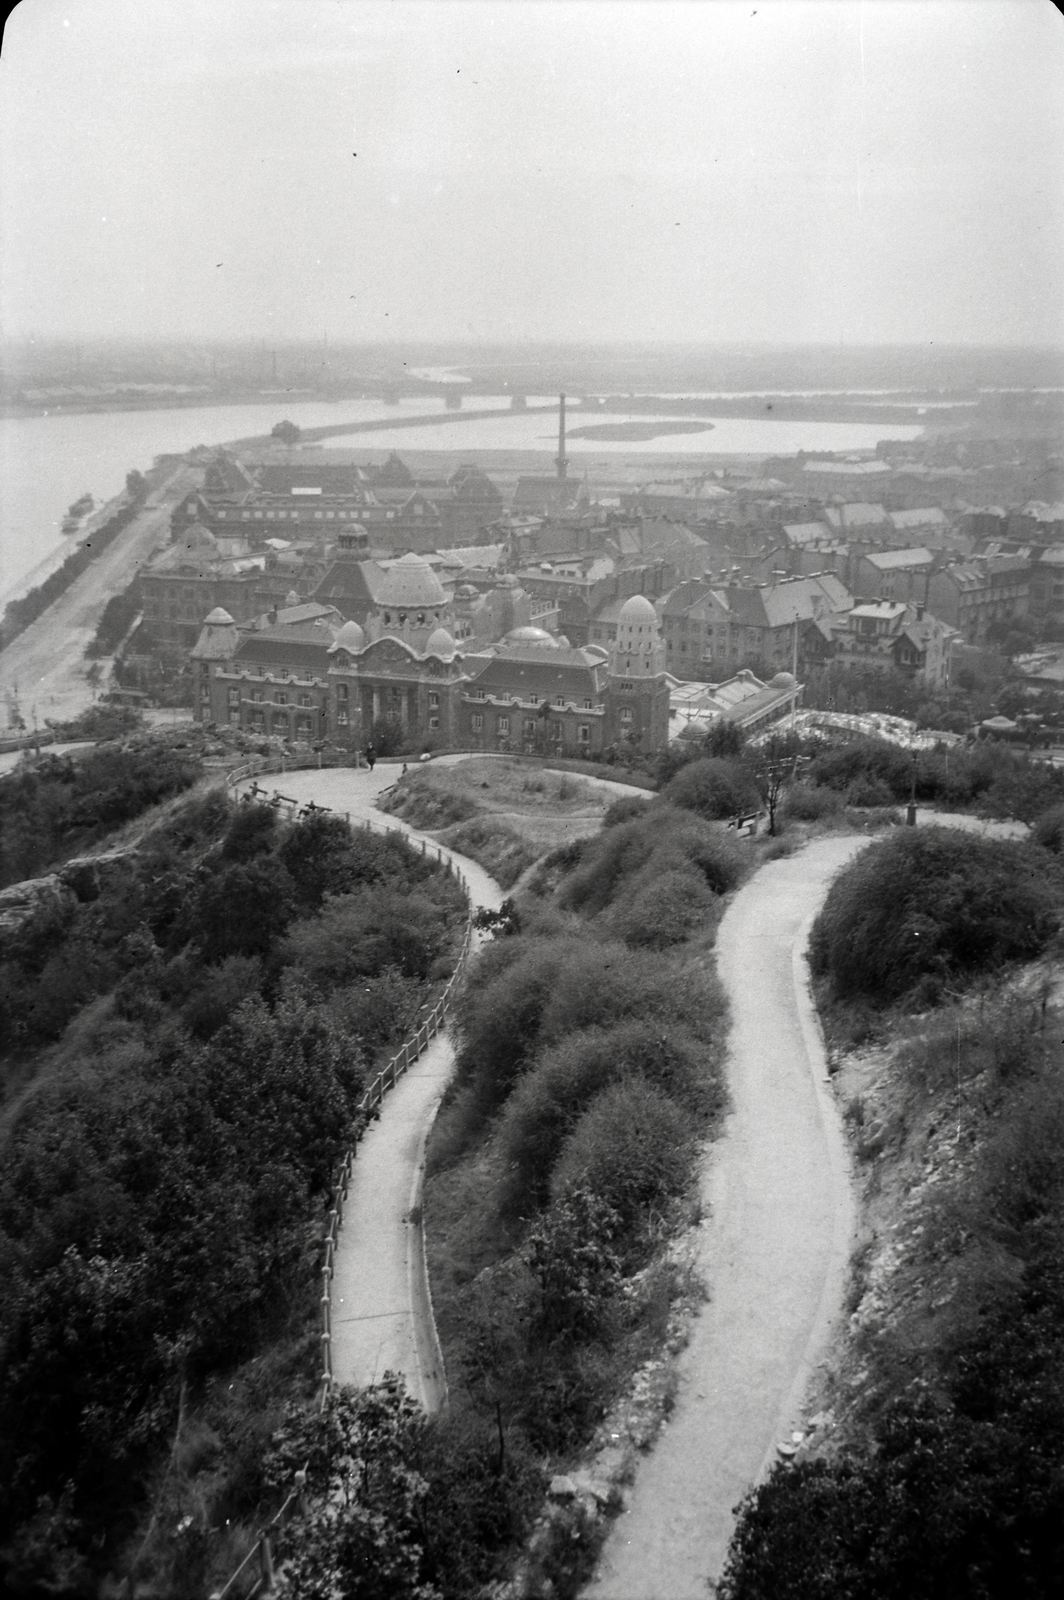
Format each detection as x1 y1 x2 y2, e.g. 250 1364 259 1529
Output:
0 875 76 943
0 850 136 943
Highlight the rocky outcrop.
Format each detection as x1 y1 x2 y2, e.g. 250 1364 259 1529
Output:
0 874 76 943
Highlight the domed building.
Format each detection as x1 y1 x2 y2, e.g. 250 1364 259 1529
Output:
603 593 670 749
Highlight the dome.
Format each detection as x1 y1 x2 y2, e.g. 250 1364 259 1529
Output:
456 583 480 598
331 620 366 653
617 594 658 628
770 671 797 688
503 626 559 648
374 554 448 608
204 606 235 625
425 626 457 660
285 589 301 607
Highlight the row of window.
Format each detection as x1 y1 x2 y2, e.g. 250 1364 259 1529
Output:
202 506 394 522
470 713 592 743
229 688 316 707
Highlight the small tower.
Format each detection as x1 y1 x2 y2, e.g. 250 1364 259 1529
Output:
605 594 670 750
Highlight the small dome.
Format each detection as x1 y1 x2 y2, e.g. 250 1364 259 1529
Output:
331 620 366 652
204 606 235 625
425 627 457 660
503 626 559 648
617 594 658 628
770 671 797 688
456 583 480 598
285 589 301 606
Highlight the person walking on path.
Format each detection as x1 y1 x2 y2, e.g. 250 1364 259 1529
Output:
364 743 376 772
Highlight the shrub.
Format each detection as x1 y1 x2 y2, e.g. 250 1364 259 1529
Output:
220 802 277 862
605 866 717 949
782 784 842 821
495 1020 719 1215
550 1079 695 1234
810 829 1059 1003
602 794 651 827
660 758 759 821
1032 803 1064 853
442 816 538 889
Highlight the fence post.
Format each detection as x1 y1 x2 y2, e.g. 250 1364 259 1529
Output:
260 1535 275 1591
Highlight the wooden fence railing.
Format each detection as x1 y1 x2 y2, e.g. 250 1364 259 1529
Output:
208 788 473 1599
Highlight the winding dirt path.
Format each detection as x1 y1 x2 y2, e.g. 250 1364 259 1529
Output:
234 764 505 1410
584 835 868 1600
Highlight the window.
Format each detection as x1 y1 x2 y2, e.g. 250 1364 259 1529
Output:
428 691 439 709
337 709 349 726
299 693 312 707
429 716 439 730
228 688 240 706
578 724 590 744
555 696 565 706
621 708 633 723
337 683 349 702
529 693 539 705
472 713 484 732
276 692 288 706
551 721 562 740
251 689 264 703
200 662 210 677
498 716 510 735
524 719 536 738
201 685 210 701
229 710 240 725
583 699 593 709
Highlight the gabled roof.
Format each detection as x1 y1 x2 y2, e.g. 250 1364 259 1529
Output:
823 503 890 530
862 547 934 571
888 507 948 530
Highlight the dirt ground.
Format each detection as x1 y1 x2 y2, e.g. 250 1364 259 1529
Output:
582 836 868 1600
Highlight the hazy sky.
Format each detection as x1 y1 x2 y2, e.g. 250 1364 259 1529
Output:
1 0 1062 347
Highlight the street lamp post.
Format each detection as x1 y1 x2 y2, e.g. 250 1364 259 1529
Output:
906 749 918 827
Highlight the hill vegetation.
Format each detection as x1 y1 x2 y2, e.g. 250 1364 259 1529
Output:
421 800 743 1593
0 787 467 1596
720 825 1064 1600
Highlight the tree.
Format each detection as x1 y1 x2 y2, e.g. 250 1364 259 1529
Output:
125 469 148 499
266 1383 439 1600
748 732 804 836
271 420 301 446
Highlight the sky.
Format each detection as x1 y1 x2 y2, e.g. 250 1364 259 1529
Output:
1 0 1062 348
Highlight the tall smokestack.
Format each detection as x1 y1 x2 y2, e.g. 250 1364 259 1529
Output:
555 393 568 480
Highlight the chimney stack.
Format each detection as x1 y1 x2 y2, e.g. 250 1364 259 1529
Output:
555 394 568 481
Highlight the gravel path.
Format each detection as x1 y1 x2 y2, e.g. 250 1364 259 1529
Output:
583 835 869 1600
234 765 504 1408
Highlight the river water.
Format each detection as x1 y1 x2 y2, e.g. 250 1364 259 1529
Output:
0 396 921 599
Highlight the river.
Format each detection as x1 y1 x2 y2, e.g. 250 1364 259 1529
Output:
0 397 922 599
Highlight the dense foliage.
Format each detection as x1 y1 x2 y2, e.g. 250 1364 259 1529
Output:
809 828 1059 1003
0 741 199 889
424 798 733 1550
0 792 466 1593
264 1382 544 1600
805 734 1064 821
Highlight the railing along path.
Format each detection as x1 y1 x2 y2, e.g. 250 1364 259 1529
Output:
210 778 474 1599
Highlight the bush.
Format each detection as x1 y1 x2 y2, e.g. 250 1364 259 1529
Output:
1031 803 1064 853
605 865 717 948
550 1079 695 1234
495 1020 719 1216
782 783 842 821
810 829 1059 1003
660 758 759 821
602 794 651 827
